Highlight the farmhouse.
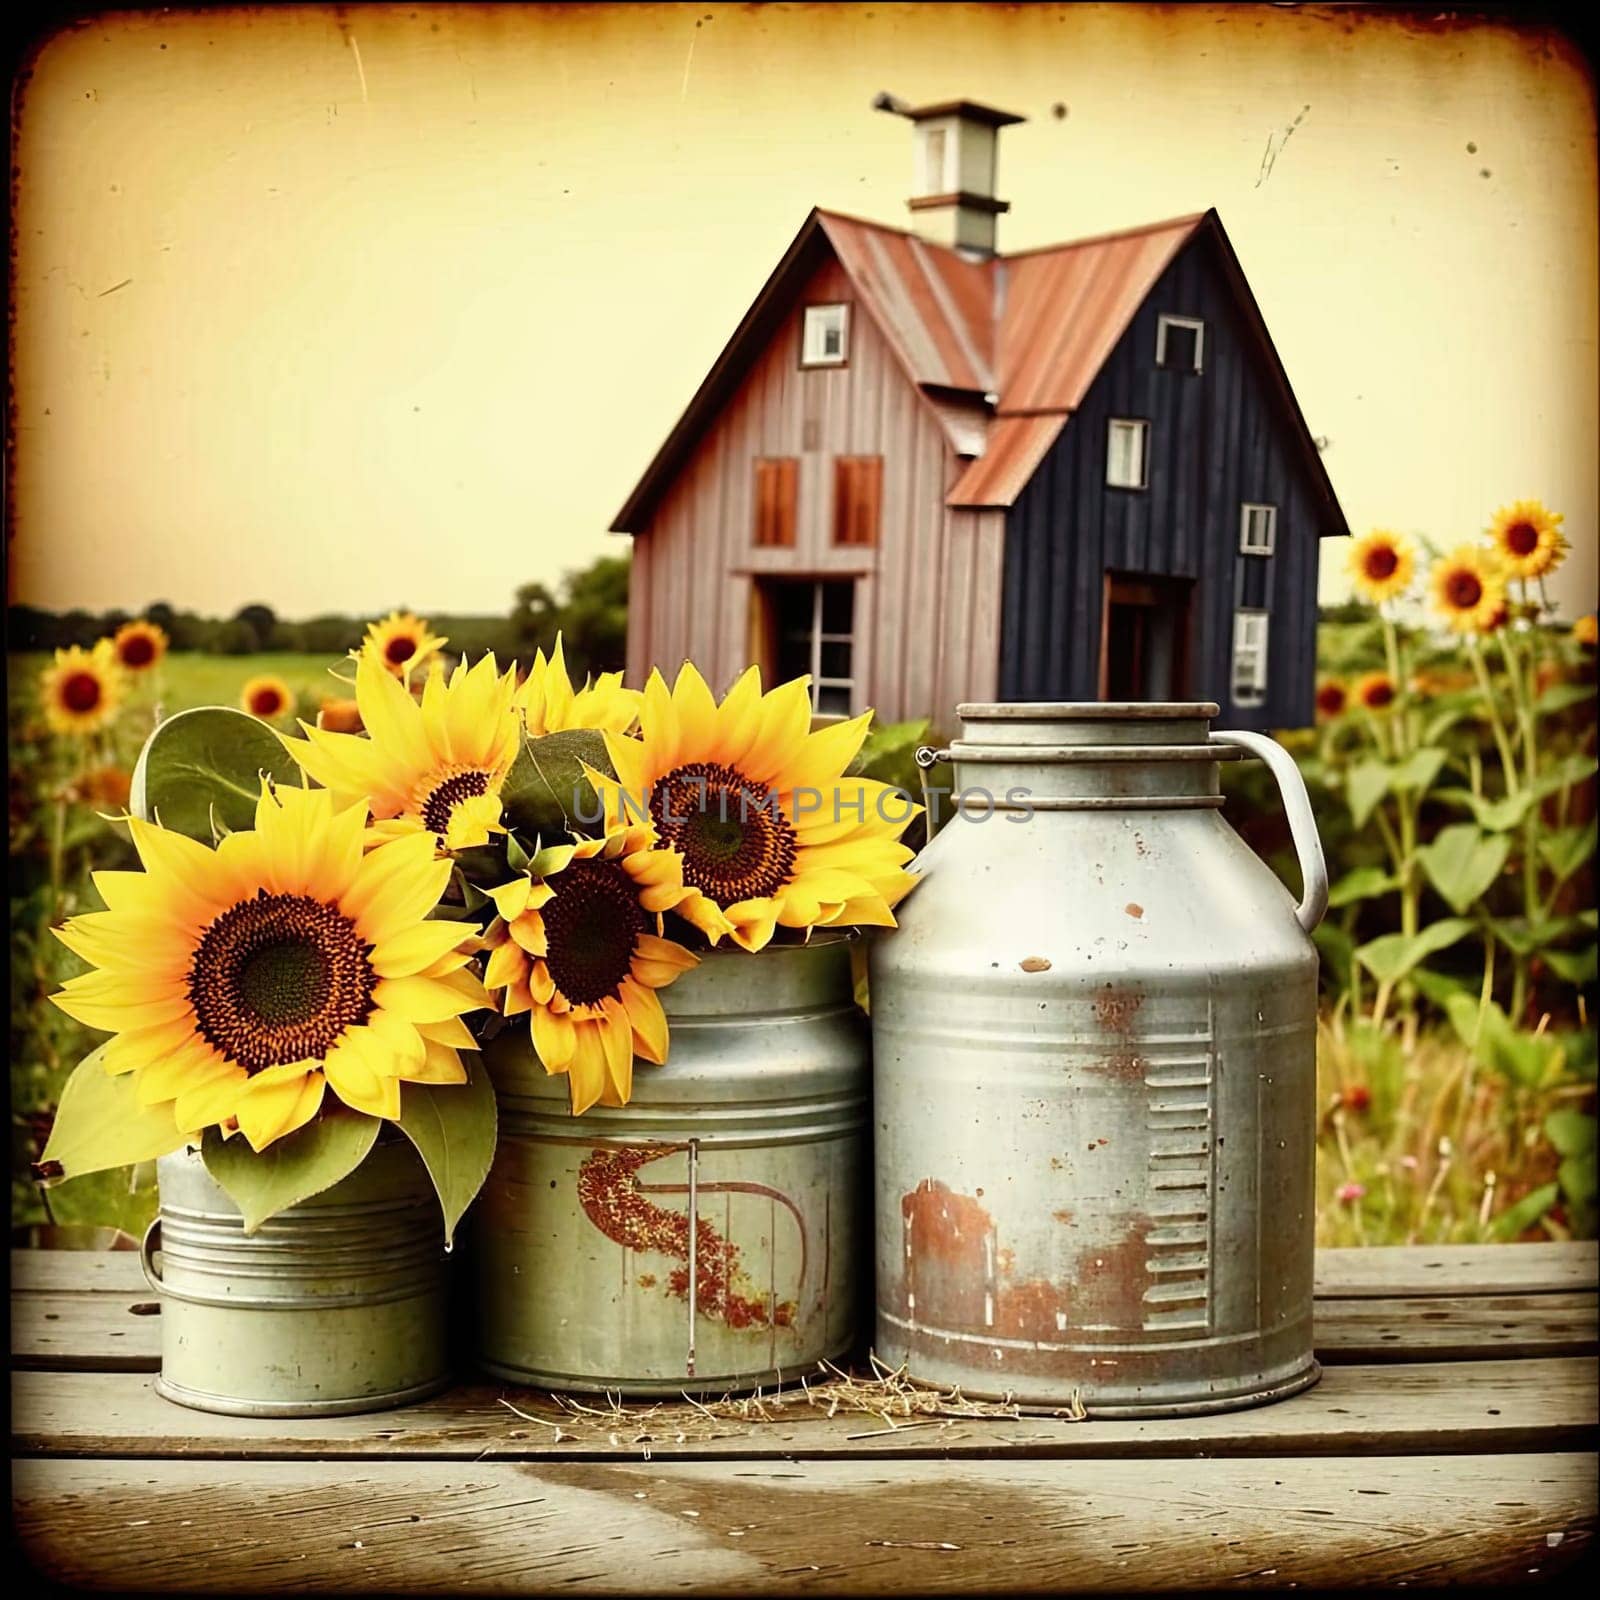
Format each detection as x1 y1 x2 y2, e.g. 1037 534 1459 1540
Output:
614 99 1348 729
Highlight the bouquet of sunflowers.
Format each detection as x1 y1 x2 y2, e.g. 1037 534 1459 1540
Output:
36 624 918 1236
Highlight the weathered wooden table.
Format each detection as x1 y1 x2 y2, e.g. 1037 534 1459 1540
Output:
12 1242 1597 1592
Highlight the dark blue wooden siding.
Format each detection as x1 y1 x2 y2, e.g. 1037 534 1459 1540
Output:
998 232 1326 729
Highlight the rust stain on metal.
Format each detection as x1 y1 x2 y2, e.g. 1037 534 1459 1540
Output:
1124 902 1144 919
1070 1218 1155 1329
1052 1208 1074 1225
1096 1049 1147 1083
900 1178 993 1265
1094 983 1144 1033
1019 955 1052 973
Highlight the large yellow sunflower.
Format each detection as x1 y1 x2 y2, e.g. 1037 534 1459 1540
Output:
49 783 488 1151
1353 670 1398 712
1429 545 1507 635
1487 499 1567 580
517 635 641 737
588 663 918 952
241 675 295 722
112 619 168 674
358 610 448 680
39 642 124 737
1346 529 1416 604
283 651 522 851
482 824 698 1113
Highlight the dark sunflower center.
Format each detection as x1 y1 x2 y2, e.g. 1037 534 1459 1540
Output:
1363 680 1395 708
1505 522 1538 556
62 672 102 713
541 858 646 1007
119 634 156 668
189 891 374 1073
650 760 798 909
1445 571 1483 609
1363 545 1399 581
421 770 490 837
1317 684 1346 714
248 687 284 717
386 635 417 665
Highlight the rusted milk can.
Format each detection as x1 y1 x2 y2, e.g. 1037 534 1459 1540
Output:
473 933 867 1395
871 702 1328 1416
141 1140 449 1415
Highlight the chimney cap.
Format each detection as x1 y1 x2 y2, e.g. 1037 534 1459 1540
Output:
901 98 1026 129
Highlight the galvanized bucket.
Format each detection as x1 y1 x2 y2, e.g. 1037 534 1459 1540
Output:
473 932 868 1395
871 702 1328 1416
141 1139 449 1416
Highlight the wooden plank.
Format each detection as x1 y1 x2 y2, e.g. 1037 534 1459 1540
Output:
13 1453 1593 1593
15 1282 1595 1374
13 1358 1596 1463
10 1249 147 1294
1313 1292 1597 1364
1315 1242 1598 1298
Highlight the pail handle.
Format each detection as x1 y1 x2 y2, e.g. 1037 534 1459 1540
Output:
139 1217 163 1290
1209 730 1328 934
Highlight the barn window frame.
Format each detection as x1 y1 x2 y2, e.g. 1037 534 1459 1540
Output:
1239 502 1278 556
1156 314 1205 373
1105 418 1150 490
800 303 851 368
751 457 799 548
832 455 883 548
769 578 856 717
1231 608 1271 709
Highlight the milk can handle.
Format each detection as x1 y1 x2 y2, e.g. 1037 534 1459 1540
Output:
1209 730 1328 934
139 1217 163 1290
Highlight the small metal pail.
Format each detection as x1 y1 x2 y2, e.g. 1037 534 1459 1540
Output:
473 932 869 1396
142 1139 449 1416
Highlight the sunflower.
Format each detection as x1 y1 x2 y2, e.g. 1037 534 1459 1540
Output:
1429 545 1507 635
1346 529 1416 604
242 675 295 722
317 696 364 733
517 634 641 737
359 611 448 681
1487 499 1567 580
49 783 489 1150
588 663 918 952
1353 670 1398 711
1575 613 1599 650
39 642 124 737
79 765 132 811
482 825 698 1113
284 651 521 851
112 619 168 674
1314 678 1348 720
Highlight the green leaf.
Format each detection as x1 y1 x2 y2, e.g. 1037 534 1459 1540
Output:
1437 789 1537 832
1356 918 1474 984
1545 1108 1596 1159
201 1106 380 1234
851 717 931 781
1531 755 1600 802
1409 965 1477 1009
1543 944 1598 986
1417 824 1511 915
1487 915 1582 957
528 843 577 878
1345 760 1393 829
35 1046 190 1183
1312 921 1356 989
1445 993 1565 1087
129 705 302 841
1537 820 1597 886
1490 1181 1558 1240
1533 681 1596 717
1327 866 1399 908
1558 1152 1597 1210
500 729 614 837
1389 747 1447 794
395 1061 498 1245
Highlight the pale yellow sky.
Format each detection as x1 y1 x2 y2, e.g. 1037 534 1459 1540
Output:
9 3 1597 620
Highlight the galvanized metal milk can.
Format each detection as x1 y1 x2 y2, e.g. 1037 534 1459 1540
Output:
474 933 867 1395
871 702 1328 1416
141 1140 449 1416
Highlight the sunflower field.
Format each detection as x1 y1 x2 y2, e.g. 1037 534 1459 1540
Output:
8 504 1598 1247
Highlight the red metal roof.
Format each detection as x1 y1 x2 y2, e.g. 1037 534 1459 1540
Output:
612 206 1345 535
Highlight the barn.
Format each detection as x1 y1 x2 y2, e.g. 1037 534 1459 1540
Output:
613 99 1348 730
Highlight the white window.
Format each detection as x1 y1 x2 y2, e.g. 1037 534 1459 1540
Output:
1231 610 1270 708
801 304 850 368
1156 314 1205 372
1106 419 1149 490
773 579 855 716
1239 503 1277 556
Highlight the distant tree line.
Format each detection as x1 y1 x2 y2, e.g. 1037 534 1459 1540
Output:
7 554 631 680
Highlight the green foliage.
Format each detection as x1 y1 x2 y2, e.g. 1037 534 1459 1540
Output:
501 729 614 838
1416 824 1511 915
36 1047 190 1182
129 706 303 840
201 1110 380 1234
509 553 630 681
395 1064 498 1246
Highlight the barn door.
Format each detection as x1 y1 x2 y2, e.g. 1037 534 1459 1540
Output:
1099 573 1194 702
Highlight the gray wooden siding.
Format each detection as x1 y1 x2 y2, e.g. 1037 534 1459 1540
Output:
627 255 1003 724
997 232 1325 729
